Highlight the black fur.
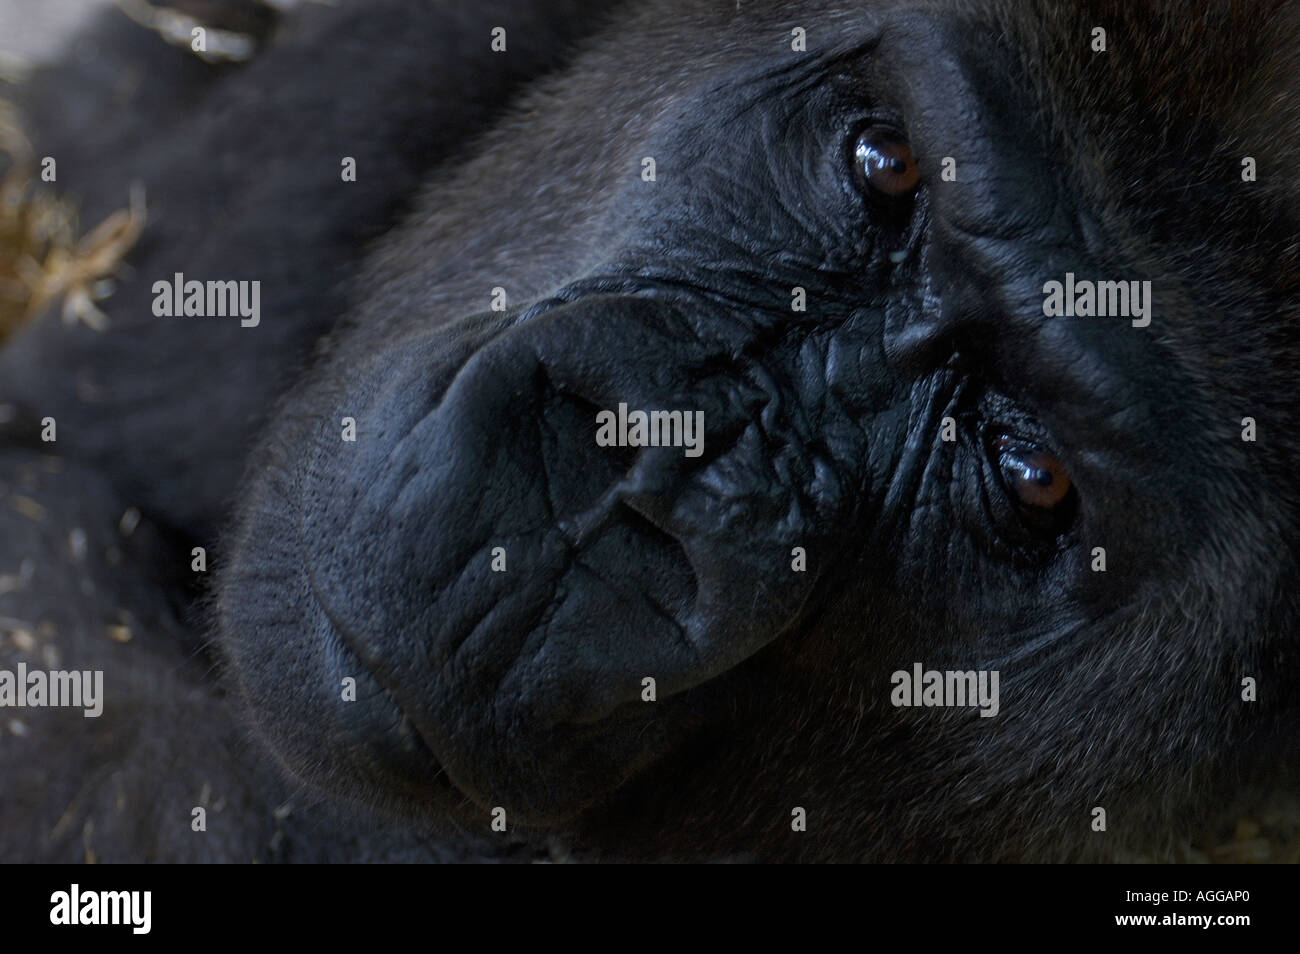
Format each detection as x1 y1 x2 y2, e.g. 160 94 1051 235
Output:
1 0 1297 862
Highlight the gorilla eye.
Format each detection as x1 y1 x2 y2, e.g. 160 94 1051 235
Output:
853 128 920 197
992 435 1073 512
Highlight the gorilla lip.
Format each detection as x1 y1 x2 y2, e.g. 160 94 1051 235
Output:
301 562 477 810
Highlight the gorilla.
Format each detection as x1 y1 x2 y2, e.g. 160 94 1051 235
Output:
0 0 1296 863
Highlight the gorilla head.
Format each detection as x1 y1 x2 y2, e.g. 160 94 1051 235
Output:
217 0 1300 861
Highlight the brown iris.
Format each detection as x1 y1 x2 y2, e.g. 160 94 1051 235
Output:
854 130 920 197
993 435 1072 511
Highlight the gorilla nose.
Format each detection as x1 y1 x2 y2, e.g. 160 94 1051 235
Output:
286 294 842 819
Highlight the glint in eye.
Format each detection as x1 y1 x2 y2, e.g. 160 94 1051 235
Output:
854 129 920 197
992 435 1073 511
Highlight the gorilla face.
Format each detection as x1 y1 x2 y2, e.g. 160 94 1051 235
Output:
218 0 1300 859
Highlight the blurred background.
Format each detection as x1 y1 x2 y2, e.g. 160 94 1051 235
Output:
0 0 109 66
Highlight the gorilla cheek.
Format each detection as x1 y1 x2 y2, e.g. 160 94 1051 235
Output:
219 491 456 809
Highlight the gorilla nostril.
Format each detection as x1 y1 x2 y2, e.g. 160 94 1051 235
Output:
539 391 637 510
538 388 697 609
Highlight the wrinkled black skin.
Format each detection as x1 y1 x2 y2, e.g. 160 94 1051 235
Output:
2 0 1298 862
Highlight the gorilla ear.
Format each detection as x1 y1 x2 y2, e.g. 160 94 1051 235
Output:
295 296 846 819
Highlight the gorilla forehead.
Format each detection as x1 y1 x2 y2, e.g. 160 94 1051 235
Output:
351 0 1296 411
218 0 1299 842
